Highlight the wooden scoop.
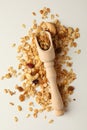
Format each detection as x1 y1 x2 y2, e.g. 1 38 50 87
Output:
35 31 64 116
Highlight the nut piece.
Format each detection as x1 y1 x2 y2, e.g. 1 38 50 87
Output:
46 22 56 35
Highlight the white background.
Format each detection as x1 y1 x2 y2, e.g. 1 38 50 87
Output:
0 0 87 130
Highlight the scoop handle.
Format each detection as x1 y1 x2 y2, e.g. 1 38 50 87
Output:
44 61 64 116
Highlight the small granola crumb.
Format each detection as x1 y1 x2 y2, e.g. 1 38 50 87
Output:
4 89 16 96
9 102 14 106
15 85 24 92
75 49 81 54
32 12 36 16
50 14 55 19
22 24 26 28
26 113 30 118
5 73 12 79
48 119 54 124
14 116 18 122
17 105 22 111
0 76 4 80
44 115 47 119
19 94 25 102
29 107 33 112
8 89 16 96
73 98 76 101
11 43 16 47
40 7 50 19
77 49 81 54
4 89 8 94
56 13 59 17
34 109 38 113
29 102 34 106
33 113 37 118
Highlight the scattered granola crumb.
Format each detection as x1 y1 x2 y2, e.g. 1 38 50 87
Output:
44 115 47 119
73 98 76 101
48 119 54 124
29 107 33 112
29 102 34 106
77 49 81 54
5 73 12 79
17 105 22 111
50 14 55 19
14 116 18 122
9 102 14 106
56 13 59 17
15 85 24 92
4 89 8 94
19 94 25 102
70 42 77 47
4 89 16 96
33 113 37 118
11 43 16 47
8 89 16 96
34 109 38 113
0 76 4 80
26 113 30 118
75 49 81 54
22 24 26 28
32 12 36 16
